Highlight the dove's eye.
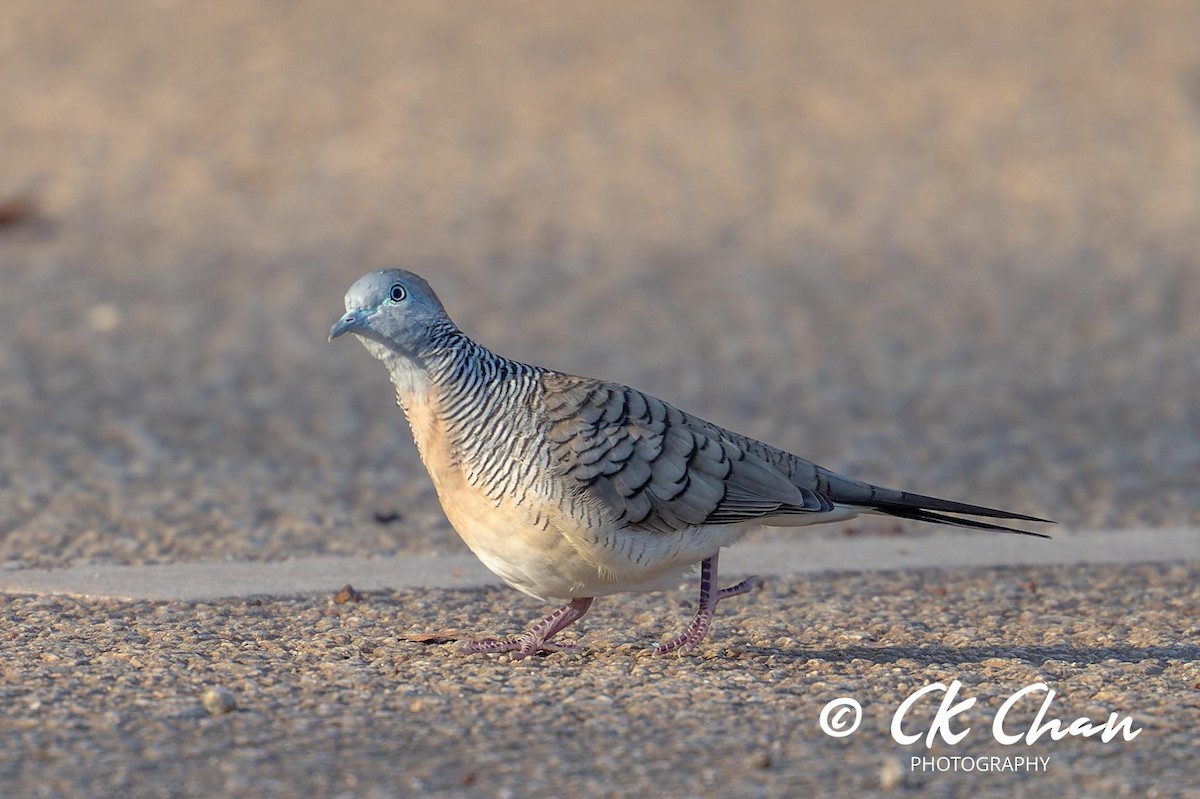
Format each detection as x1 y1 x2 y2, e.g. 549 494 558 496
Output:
389 283 407 303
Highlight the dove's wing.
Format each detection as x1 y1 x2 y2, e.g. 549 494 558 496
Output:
543 376 834 534
541 374 1050 538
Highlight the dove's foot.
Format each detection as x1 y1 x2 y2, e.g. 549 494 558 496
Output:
657 555 757 655
461 597 593 660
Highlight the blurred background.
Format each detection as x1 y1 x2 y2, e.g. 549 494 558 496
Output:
1 0 1197 569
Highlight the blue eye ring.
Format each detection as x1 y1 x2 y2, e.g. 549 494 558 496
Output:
389 283 406 302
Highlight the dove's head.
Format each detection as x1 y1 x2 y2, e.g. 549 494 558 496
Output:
329 269 453 354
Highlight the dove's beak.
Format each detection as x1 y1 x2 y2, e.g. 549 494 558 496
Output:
329 309 367 341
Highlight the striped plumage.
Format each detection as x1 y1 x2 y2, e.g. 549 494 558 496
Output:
331 269 1051 658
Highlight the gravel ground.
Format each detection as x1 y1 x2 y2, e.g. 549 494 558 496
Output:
1 0 1199 570
3 562 1198 798
2 3 1198 797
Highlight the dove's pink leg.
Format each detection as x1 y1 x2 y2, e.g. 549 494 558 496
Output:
463 597 594 659
656 555 755 655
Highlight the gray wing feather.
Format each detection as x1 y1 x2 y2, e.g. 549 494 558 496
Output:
545 376 833 534
541 373 1050 539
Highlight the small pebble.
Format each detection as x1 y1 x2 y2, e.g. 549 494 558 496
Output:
879 757 905 791
746 750 771 769
201 686 236 716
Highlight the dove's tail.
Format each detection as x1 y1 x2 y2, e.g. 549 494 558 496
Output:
869 495 1052 538
822 472 1053 538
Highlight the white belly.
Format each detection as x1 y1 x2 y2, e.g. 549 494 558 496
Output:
470 519 744 600
442 492 864 601
436 471 751 600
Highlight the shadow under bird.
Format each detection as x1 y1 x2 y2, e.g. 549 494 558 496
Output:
330 269 1051 658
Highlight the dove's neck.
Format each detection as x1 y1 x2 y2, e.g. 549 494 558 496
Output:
375 325 542 491
378 325 507 400
377 322 528 425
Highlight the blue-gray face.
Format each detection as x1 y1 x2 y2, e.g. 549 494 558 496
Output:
328 269 444 346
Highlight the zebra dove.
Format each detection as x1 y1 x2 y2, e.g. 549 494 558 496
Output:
330 269 1049 658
